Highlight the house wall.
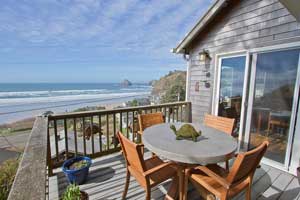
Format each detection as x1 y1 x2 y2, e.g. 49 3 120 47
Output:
185 0 300 174
187 0 300 123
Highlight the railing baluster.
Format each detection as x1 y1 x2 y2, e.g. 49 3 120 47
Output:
172 106 175 122
168 107 171 123
91 116 95 155
120 112 122 134
64 118 68 159
132 111 135 142
126 112 129 139
82 117 87 155
180 106 183 122
73 118 78 156
99 115 102 153
163 106 166 122
176 106 179 122
113 113 116 148
53 119 59 162
47 121 53 176
106 114 110 150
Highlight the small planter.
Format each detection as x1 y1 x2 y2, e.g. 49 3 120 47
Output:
62 156 92 185
80 191 89 200
297 167 300 184
62 184 89 200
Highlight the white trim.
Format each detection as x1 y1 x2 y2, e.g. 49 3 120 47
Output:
212 50 249 114
261 158 288 172
238 52 250 144
244 54 257 146
212 51 249 141
185 59 191 101
249 41 300 53
286 52 300 170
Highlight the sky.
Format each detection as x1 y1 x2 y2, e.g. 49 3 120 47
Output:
0 0 212 83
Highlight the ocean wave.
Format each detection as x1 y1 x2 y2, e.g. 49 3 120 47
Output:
0 89 111 98
0 91 151 106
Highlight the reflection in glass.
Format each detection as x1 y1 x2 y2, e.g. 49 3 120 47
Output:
218 56 246 136
249 49 300 164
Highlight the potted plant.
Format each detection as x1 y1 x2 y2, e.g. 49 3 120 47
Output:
62 184 88 200
62 156 92 185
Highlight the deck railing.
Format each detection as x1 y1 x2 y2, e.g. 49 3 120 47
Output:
8 101 191 199
47 101 192 174
8 116 48 200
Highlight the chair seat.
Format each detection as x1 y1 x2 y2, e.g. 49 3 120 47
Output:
190 164 249 198
145 156 176 187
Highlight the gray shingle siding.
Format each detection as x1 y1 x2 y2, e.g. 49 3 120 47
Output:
186 0 300 123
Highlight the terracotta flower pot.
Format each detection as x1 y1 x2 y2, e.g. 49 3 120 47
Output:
80 191 89 200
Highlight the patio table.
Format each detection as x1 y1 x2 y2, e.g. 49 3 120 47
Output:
142 122 237 200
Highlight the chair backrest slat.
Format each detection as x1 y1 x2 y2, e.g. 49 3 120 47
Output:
138 112 164 133
117 132 145 172
227 141 269 184
204 114 235 135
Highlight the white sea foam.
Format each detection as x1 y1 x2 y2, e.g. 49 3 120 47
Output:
0 91 150 106
0 89 109 98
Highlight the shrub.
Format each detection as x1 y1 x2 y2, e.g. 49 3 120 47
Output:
0 158 19 200
62 184 81 200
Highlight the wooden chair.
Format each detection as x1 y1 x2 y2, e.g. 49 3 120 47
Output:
137 112 164 142
185 141 269 200
117 132 177 200
204 114 235 135
204 114 235 171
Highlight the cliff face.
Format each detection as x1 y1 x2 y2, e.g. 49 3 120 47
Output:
151 70 186 102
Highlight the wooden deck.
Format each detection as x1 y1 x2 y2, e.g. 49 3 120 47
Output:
48 152 300 200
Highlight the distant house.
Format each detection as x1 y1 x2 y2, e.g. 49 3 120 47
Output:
173 0 300 175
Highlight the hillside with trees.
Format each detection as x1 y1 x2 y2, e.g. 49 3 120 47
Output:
151 70 186 103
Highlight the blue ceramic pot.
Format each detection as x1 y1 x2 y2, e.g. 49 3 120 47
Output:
62 156 92 185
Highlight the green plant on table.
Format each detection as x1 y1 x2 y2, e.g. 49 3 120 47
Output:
62 184 81 200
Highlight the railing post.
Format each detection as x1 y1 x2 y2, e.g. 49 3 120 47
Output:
47 122 53 176
185 102 192 123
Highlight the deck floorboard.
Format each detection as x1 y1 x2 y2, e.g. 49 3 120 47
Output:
48 152 299 200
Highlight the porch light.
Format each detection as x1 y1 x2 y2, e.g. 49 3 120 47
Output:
199 49 210 61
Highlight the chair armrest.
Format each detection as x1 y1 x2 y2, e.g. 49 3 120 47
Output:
194 166 231 189
137 131 143 135
143 162 174 177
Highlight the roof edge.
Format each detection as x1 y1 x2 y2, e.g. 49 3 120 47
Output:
172 0 228 54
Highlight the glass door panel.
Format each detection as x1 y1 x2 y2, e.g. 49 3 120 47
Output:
218 56 246 136
249 49 300 164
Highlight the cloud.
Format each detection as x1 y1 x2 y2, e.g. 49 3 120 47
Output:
0 0 213 71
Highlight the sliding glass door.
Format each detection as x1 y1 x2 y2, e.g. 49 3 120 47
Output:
216 55 248 137
246 48 300 166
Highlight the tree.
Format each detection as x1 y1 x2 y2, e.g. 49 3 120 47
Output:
161 84 186 103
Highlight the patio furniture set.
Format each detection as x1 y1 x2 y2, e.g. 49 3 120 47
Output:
118 112 269 200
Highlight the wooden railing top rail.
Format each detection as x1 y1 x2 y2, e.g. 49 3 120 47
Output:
8 116 48 200
48 101 191 120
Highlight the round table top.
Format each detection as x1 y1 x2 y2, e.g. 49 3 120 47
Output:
142 123 237 165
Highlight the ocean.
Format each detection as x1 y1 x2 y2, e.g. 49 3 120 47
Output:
0 83 151 124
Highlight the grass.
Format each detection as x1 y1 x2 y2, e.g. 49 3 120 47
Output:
0 118 35 136
0 158 19 200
